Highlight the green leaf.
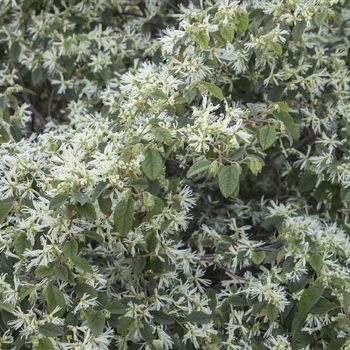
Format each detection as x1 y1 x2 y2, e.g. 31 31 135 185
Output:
235 11 249 33
328 339 347 350
298 173 317 193
292 20 306 41
201 82 224 101
117 316 135 332
54 265 69 282
270 42 282 56
62 240 78 259
218 164 240 198
274 111 298 140
71 256 94 273
130 178 149 190
140 320 153 343
87 311 105 335
43 284 66 317
220 26 235 41
308 254 323 274
187 160 212 178
298 282 324 320
92 181 109 202
9 41 21 62
49 194 69 210
152 127 172 145
259 125 277 151
75 283 98 299
14 234 31 256
76 202 96 222
0 303 15 313
81 230 103 243
72 189 89 205
151 89 168 100
0 199 16 224
266 304 279 322
18 285 35 303
105 300 126 314
10 124 22 142
314 12 328 27
35 338 53 350
183 311 216 324
150 310 174 325
183 87 196 104
98 196 112 216
146 231 158 253
142 148 163 181
195 32 209 48
113 197 134 237
309 297 338 315
35 265 54 278
39 323 63 337
252 251 266 265
31 68 43 86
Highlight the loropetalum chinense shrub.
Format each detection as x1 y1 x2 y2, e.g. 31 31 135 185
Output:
2 0 350 349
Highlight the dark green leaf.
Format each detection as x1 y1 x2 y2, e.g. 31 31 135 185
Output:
183 87 196 104
259 125 277 150
298 173 317 193
150 310 174 325
43 284 66 317
71 256 94 273
183 311 216 324
274 111 298 140
76 202 96 222
54 265 69 282
88 311 105 335
308 254 323 274
142 148 163 181
140 320 153 343
117 316 134 332
35 265 54 278
187 160 211 178
201 82 224 101
151 89 168 100
105 299 126 314
14 234 31 256
218 164 240 198
72 189 89 205
39 323 63 337
62 240 78 259
9 41 21 62
298 282 324 320
35 338 53 350
75 283 98 299
92 181 109 202
267 304 279 321
81 230 103 243
328 338 346 350
0 303 14 313
49 194 69 210
146 231 158 253
113 197 134 237
292 20 306 41
314 12 327 27
31 68 43 86
152 127 172 145
0 199 16 224
10 124 22 142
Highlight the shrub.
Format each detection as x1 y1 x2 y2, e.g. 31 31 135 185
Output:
1 0 350 349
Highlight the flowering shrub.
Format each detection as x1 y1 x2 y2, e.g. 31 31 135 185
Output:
1 0 350 349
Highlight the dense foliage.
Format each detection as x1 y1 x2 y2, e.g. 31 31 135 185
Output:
1 0 350 349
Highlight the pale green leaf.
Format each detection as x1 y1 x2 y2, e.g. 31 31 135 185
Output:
71 256 94 273
309 254 323 274
274 111 298 140
270 42 282 56
72 189 89 205
314 12 328 27
35 265 54 278
235 11 249 33
252 251 266 265
35 338 53 350
0 199 16 224
14 233 31 256
195 32 209 48
220 26 235 41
